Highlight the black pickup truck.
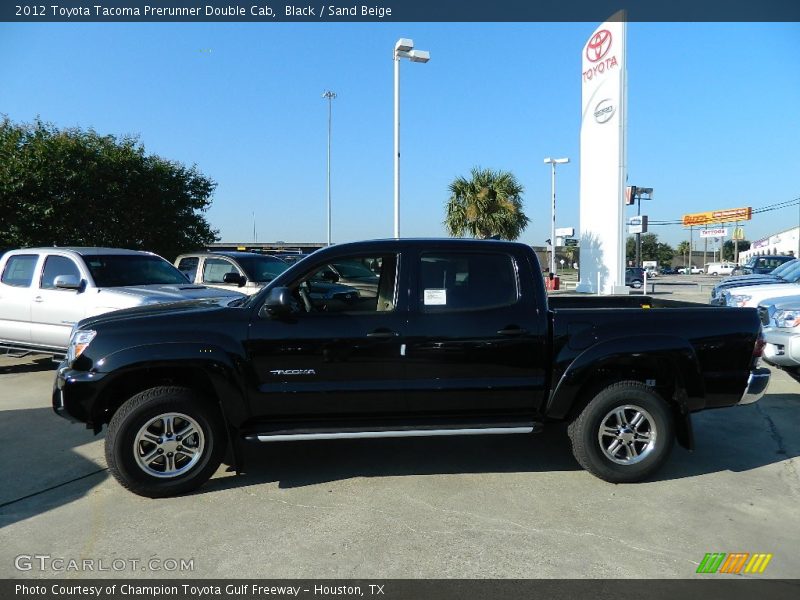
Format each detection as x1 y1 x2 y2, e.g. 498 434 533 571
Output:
53 239 770 497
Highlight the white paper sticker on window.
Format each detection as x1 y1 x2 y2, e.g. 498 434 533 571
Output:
424 289 447 305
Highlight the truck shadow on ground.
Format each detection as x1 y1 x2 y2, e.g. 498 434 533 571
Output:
216 427 581 491
204 397 799 493
0 356 59 375
0 407 107 529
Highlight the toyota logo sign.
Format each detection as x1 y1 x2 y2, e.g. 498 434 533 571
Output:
594 98 616 124
586 29 612 63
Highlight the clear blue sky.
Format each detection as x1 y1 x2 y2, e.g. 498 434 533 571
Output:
1 22 798 248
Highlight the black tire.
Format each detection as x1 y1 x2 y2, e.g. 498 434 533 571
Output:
567 381 674 483
631 279 643 289
105 386 227 498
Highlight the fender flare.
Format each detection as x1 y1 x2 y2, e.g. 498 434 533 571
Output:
547 334 705 421
90 342 250 432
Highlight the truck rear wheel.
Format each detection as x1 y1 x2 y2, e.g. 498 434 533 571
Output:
567 381 674 483
105 386 226 498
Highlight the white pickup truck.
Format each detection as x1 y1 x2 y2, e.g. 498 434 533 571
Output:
0 247 244 357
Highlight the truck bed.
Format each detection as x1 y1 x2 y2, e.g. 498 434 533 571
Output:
548 295 715 310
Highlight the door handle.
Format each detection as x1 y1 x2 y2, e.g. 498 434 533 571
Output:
497 327 528 336
33 296 44 303
367 329 399 338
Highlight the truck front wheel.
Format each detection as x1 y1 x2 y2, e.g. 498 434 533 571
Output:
567 381 674 483
105 386 227 497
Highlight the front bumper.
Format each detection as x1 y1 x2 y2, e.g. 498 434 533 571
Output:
738 367 771 405
762 327 800 368
52 363 107 426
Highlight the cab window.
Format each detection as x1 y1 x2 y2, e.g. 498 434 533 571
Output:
418 252 518 312
291 254 397 314
40 255 82 289
202 258 241 284
1 255 38 287
177 257 199 282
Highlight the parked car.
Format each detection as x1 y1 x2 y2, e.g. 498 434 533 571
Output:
720 276 800 308
176 251 290 295
731 255 795 276
678 266 704 274
710 259 800 305
175 251 363 309
659 266 679 275
54 238 769 497
758 295 800 371
704 262 736 276
0 247 243 357
645 268 659 278
625 267 645 288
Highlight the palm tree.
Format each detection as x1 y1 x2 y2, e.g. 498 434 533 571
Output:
444 167 529 240
677 241 691 269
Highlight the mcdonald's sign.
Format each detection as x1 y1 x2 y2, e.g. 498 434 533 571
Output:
696 552 773 574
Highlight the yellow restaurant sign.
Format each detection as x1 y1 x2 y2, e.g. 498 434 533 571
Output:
682 207 752 226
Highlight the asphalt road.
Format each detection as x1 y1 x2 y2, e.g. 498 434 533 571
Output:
1 291 798 579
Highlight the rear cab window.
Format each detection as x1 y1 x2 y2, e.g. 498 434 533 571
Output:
177 257 199 282
1 254 39 287
418 252 519 312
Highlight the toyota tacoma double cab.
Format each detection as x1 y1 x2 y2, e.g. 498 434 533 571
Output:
53 239 770 497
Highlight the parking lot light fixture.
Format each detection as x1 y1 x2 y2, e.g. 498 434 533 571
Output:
394 38 430 239
543 157 570 275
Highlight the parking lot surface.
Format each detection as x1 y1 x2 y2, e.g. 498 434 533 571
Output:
1 287 798 579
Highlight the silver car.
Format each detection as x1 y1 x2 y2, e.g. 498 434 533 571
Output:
758 295 800 370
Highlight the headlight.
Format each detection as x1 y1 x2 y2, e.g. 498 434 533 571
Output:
727 294 752 307
773 309 800 328
68 329 96 363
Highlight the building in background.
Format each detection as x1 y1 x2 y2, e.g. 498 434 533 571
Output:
739 227 799 263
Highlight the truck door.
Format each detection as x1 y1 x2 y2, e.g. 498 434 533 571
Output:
245 252 407 420
30 254 88 349
0 254 40 344
403 249 549 418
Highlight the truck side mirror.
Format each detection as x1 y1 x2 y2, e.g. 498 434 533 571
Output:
223 272 246 287
54 275 83 291
262 286 294 317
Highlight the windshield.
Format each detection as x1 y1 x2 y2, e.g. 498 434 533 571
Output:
234 256 290 282
772 259 799 279
84 254 190 286
776 260 800 282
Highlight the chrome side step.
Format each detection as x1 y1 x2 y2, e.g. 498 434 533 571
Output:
247 425 541 443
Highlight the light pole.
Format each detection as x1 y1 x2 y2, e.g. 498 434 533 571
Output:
322 90 337 246
393 38 429 239
543 157 570 275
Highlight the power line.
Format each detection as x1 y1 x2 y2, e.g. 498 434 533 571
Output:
646 196 800 226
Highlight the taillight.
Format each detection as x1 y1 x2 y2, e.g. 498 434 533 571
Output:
753 329 766 358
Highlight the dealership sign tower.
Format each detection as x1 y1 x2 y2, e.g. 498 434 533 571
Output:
576 12 627 294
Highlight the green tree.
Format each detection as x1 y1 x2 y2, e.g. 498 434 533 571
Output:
444 167 529 240
625 233 674 265
0 117 219 260
723 239 750 261
677 241 691 268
